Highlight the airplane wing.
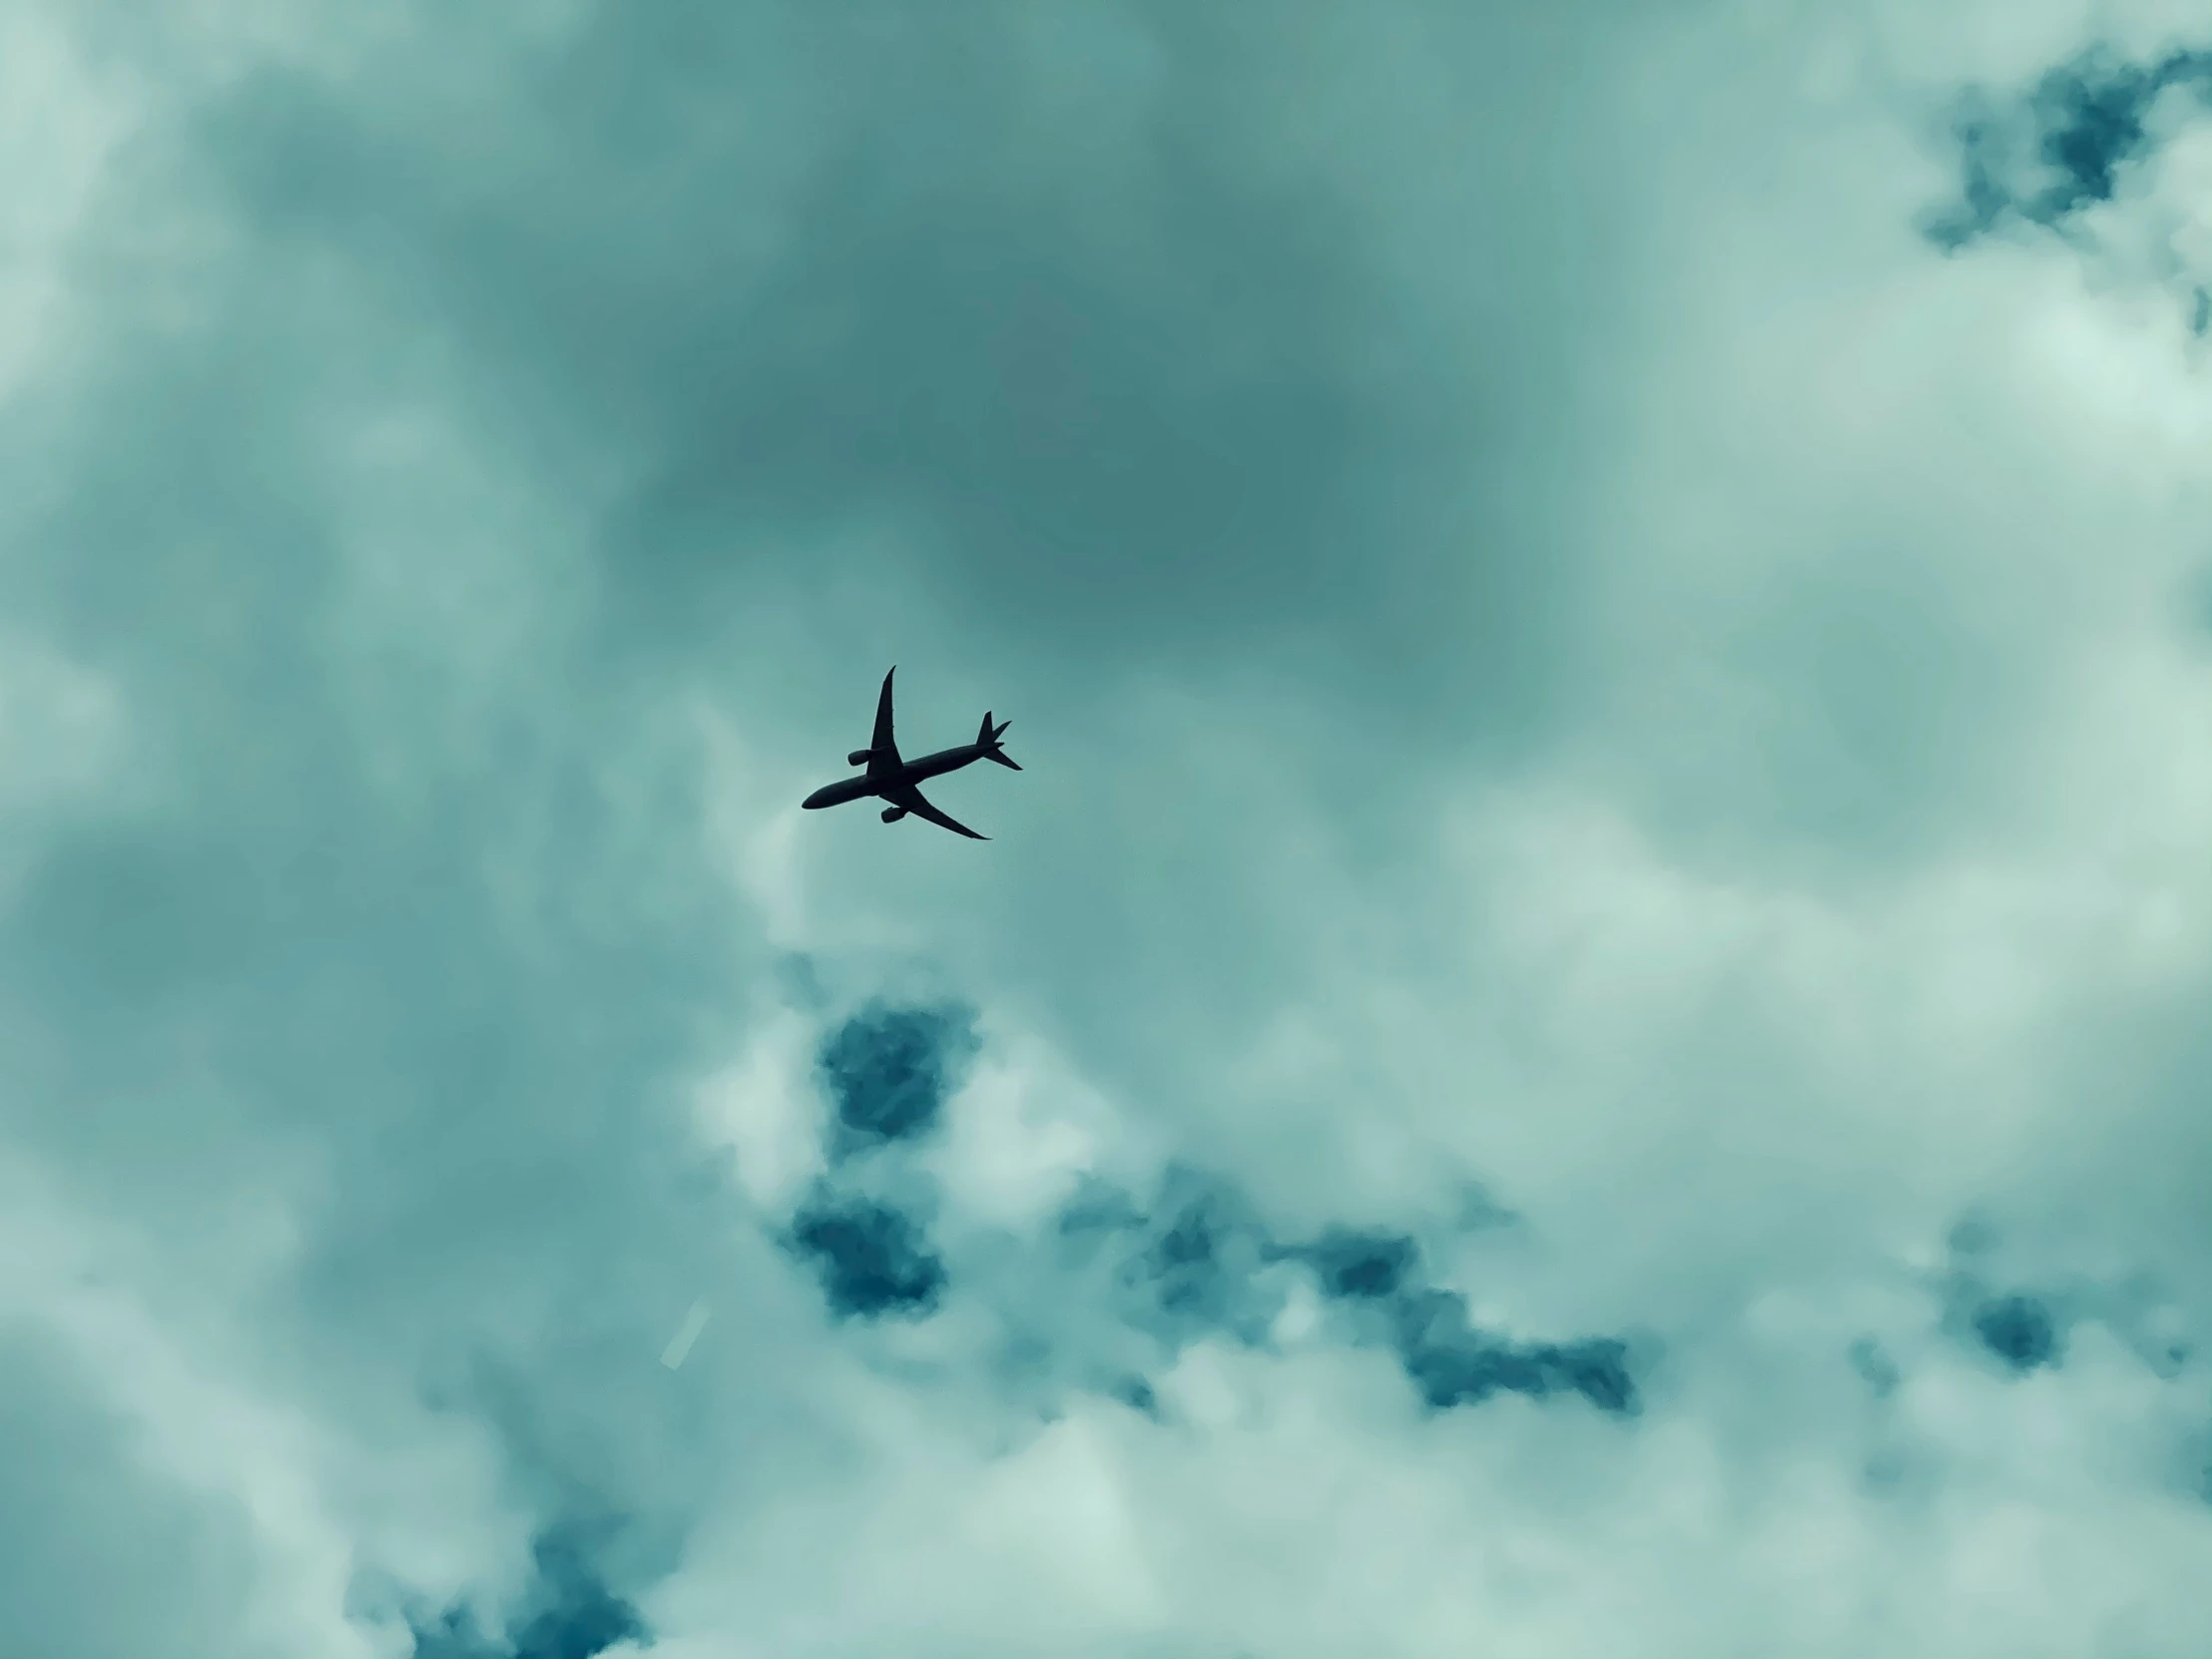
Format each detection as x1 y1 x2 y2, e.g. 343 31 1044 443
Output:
883 783 988 839
867 667 901 777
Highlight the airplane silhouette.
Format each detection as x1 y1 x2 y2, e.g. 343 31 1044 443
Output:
801 667 1019 839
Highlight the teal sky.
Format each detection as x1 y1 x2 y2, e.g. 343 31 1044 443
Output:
5 3 2212 1655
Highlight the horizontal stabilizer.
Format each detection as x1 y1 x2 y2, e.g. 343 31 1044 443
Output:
976 710 1018 767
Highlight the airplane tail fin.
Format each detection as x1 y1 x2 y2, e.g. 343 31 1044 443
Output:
977 712 1021 770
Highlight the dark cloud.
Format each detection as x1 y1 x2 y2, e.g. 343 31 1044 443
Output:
407 1527 647 1659
819 1001 978 1159
1300 1222 1637 1414
1936 1224 2078 1379
1971 1293 2063 1375
499 1530 651 1659
788 1189 949 1321
1932 1218 2200 1386
1305 1228 1421 1301
1390 1289 1639 1416
1117 1164 1286 1347
1109 1375 1161 1418
807 1134 1642 1418
1052 1166 1638 1416
1927 44 2212 249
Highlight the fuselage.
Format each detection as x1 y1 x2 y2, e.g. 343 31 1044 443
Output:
802 745 982 810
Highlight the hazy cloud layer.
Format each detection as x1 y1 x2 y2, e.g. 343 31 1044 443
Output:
5 0 2212 1655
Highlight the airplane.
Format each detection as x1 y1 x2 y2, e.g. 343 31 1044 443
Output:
801 667 1019 839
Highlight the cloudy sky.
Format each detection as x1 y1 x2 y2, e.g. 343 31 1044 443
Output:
5 0 2212 1654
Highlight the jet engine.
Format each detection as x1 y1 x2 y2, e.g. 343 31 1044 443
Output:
880 806 907 823
847 749 873 767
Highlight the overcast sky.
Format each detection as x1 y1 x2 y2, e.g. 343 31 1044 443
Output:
5 1 2212 1655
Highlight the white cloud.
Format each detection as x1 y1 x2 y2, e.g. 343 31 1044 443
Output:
692 1006 826 1213
920 1026 1119 1232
